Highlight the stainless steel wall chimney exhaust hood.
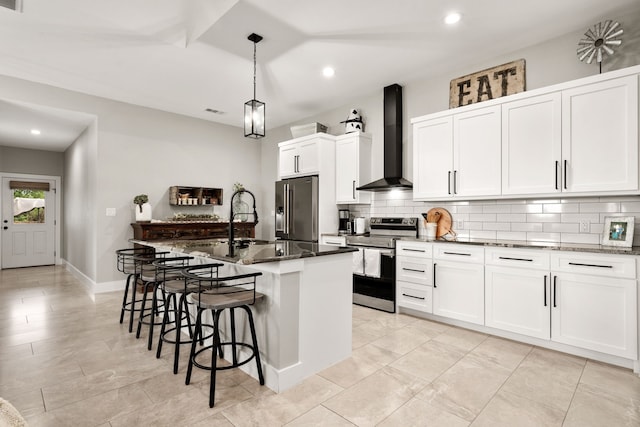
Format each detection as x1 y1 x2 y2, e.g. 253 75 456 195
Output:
357 83 413 192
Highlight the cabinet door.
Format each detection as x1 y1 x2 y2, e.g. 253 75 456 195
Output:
551 273 637 359
297 139 319 175
561 75 639 193
432 260 484 325
412 117 454 200
279 145 298 178
485 266 550 339
336 138 357 203
502 93 562 195
397 280 433 313
453 105 501 197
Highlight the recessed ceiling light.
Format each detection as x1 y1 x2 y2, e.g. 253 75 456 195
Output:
30 129 41 135
445 12 461 25
323 67 335 78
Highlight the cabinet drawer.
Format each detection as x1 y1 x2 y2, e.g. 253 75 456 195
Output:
551 252 636 279
397 257 432 285
396 241 432 258
434 244 484 264
485 247 550 270
397 281 433 313
321 236 346 246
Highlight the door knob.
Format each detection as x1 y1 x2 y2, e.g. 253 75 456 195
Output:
3 226 7 230
3 219 7 223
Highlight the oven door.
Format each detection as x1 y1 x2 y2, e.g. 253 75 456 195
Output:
352 247 395 313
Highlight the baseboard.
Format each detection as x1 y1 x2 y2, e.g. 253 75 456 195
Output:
62 259 125 294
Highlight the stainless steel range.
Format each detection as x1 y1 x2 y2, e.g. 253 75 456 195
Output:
347 217 418 313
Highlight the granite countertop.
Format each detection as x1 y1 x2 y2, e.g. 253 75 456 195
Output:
130 238 357 264
401 236 640 256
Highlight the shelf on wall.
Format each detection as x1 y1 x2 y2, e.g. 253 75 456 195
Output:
169 186 223 206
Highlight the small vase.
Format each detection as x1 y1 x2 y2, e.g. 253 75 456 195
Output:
135 203 152 222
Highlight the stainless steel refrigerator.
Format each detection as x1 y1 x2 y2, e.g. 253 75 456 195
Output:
275 175 319 242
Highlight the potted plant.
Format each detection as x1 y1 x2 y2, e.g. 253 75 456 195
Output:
133 194 152 222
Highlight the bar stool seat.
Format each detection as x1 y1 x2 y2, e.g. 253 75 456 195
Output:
183 266 265 408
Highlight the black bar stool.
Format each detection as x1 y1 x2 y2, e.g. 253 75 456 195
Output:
116 247 156 332
183 265 265 408
135 255 191 350
156 261 223 374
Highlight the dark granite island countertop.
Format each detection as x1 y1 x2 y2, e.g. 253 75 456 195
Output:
130 238 356 264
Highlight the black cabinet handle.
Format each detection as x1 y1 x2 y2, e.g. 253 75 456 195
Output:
403 248 426 253
402 268 425 273
433 263 437 288
499 256 533 262
563 160 568 190
352 181 356 200
568 262 613 269
453 170 458 194
543 275 547 307
555 161 559 190
448 171 451 194
402 293 425 300
553 275 557 308
443 251 471 256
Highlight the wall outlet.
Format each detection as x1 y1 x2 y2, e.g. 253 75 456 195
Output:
580 219 590 232
106 208 116 217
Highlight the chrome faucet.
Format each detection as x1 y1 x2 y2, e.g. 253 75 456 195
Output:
228 189 259 257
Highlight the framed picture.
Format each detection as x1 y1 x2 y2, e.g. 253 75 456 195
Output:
602 216 635 247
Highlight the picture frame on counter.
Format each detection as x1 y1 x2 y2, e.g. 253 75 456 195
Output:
602 216 634 247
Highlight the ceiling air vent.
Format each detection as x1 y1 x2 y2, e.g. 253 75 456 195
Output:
0 0 23 12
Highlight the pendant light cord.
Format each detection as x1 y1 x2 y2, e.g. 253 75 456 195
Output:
253 41 257 100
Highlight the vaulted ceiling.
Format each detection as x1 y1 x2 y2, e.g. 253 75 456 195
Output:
0 0 637 150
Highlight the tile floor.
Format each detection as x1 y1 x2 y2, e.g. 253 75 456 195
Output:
1 265 640 426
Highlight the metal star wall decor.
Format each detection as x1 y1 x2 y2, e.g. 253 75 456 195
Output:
577 20 623 73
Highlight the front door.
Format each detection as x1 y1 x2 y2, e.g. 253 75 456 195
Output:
2 177 56 268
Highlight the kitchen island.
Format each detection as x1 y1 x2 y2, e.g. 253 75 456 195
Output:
131 238 356 392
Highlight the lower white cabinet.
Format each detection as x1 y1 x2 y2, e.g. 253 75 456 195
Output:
551 272 637 359
396 241 433 313
320 235 346 246
433 245 484 325
486 266 550 339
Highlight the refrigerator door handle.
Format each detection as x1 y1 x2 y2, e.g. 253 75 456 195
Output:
284 183 290 234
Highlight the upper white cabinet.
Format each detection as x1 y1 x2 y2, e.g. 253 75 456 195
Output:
561 75 638 194
278 133 335 179
413 105 501 200
335 132 372 204
413 67 640 200
502 93 562 195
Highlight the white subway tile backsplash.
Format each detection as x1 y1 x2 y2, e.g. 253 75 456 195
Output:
483 222 511 231
511 223 543 232
496 213 526 222
496 231 527 241
526 232 561 242
511 204 543 214
580 202 620 212
482 204 511 214
543 223 579 233
470 213 497 222
360 195 632 245
527 213 560 223
560 233 601 244
543 203 579 213
469 230 497 239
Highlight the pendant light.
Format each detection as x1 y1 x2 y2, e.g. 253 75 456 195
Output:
244 33 265 138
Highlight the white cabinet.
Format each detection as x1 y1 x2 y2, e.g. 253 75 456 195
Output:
278 133 335 179
320 235 346 247
550 252 637 359
561 75 638 194
432 244 484 324
485 248 551 339
335 132 372 204
412 105 501 200
396 241 433 313
502 93 562 195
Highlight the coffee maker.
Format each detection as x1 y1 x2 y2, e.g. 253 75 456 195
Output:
338 209 350 234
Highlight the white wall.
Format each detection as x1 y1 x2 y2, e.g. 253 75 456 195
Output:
0 75 263 285
0 146 64 176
